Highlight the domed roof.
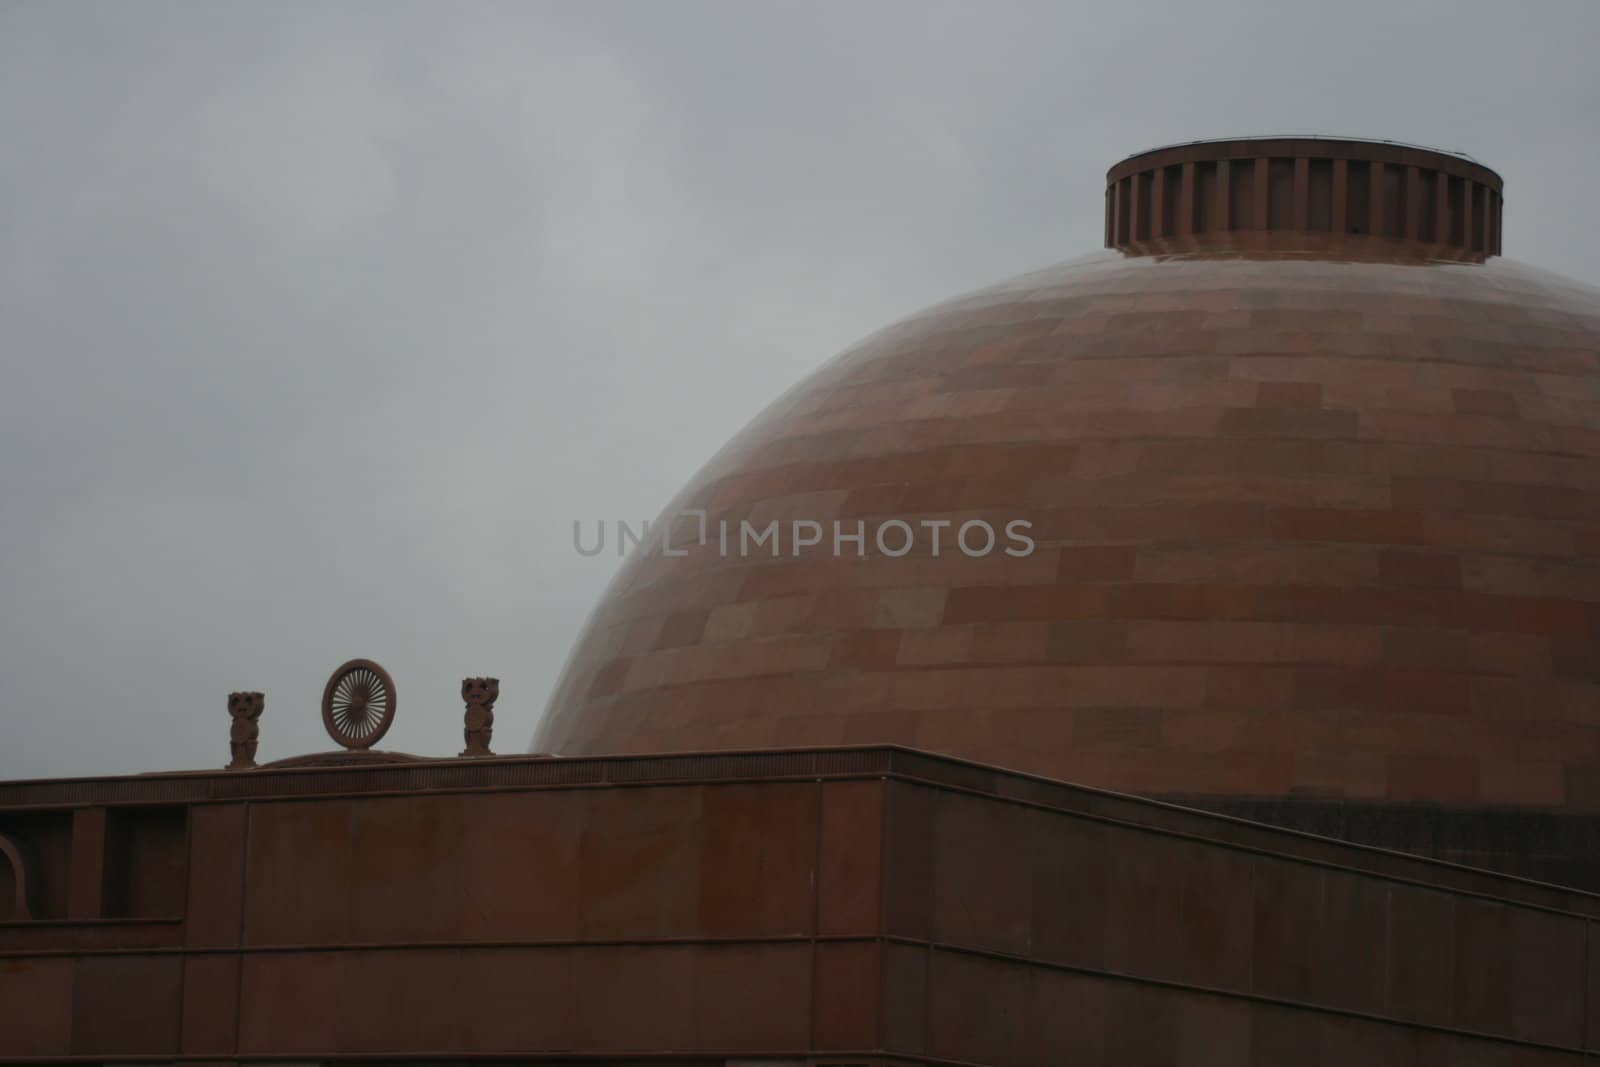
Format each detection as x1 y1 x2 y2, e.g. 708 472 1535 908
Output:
536 138 1600 813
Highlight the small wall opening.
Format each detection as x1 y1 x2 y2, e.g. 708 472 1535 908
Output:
1380 164 1404 238
1346 160 1370 234
1307 159 1333 231
1134 170 1153 242
1268 158 1295 229
1194 161 1216 233
0 812 70 919
103 806 188 918
1468 184 1486 252
1115 177 1132 245
1228 161 1255 231
1417 169 1438 242
1161 165 1181 238
1447 176 1466 246
0 838 23 918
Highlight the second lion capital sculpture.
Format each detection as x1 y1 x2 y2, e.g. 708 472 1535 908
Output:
226 691 265 769
460 677 499 757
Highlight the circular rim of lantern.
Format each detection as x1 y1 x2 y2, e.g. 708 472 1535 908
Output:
320 659 397 750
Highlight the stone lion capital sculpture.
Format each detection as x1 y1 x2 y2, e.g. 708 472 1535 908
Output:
460 677 499 757
226 691 265 769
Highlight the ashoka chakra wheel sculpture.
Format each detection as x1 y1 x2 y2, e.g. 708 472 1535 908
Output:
321 659 396 750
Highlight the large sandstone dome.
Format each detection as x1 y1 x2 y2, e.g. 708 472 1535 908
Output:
537 138 1600 821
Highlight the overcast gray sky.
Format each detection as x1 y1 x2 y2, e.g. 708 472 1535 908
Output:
1 1 1597 780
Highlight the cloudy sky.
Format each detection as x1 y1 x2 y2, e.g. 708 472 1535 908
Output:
1 1 1597 780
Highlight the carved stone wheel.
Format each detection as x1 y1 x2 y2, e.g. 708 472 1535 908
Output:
321 659 396 750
